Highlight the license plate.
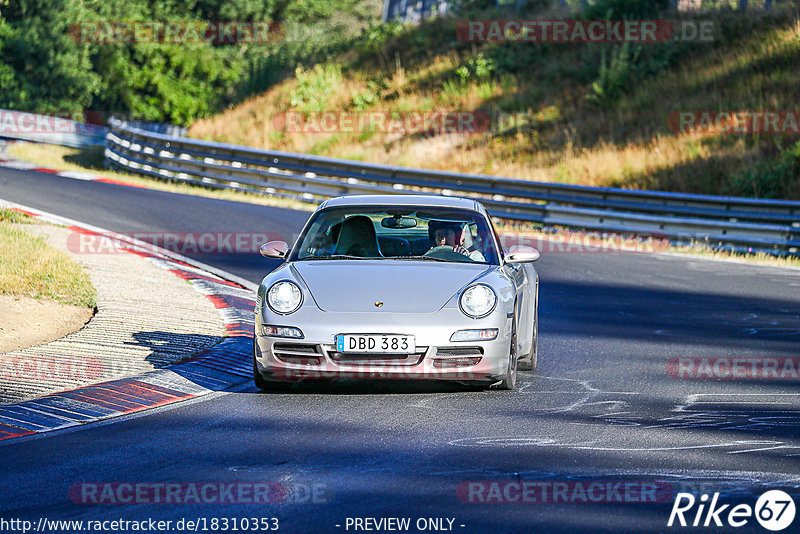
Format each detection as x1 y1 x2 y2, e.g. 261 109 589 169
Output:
336 334 415 354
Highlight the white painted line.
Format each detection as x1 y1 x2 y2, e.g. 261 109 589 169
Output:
655 250 800 272
0 161 37 170
57 171 98 181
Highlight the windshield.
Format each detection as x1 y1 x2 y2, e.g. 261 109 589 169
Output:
291 205 499 265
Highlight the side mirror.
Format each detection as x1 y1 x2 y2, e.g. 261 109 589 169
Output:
260 240 289 259
505 245 540 263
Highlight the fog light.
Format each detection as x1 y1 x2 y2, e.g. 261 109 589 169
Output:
262 325 304 339
450 329 498 342
280 356 320 366
433 357 482 368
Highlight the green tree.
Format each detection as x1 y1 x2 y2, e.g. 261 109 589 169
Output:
0 0 100 112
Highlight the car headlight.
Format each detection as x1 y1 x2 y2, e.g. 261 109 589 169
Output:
267 281 303 314
459 284 497 319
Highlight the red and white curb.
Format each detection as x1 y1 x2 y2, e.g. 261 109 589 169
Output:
0 154 144 189
0 200 258 442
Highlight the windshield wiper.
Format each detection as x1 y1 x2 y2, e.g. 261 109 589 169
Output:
301 255 459 262
394 256 454 262
300 254 375 261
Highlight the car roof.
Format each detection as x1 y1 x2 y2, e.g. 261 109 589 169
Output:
320 194 481 212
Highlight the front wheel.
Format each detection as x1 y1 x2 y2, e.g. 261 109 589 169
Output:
253 339 293 392
253 340 271 391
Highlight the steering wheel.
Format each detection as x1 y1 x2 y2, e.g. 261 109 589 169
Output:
423 246 474 262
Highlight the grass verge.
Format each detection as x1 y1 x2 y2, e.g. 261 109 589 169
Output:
0 209 97 307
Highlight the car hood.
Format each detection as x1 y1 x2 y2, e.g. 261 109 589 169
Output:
292 260 494 313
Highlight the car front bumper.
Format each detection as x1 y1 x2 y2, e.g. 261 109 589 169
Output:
254 306 513 383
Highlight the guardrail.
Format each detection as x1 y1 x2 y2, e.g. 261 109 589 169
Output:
0 110 188 148
105 117 800 253
0 109 107 148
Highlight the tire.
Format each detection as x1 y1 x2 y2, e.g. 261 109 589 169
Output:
253 339 292 392
494 313 518 390
518 285 539 372
253 339 271 391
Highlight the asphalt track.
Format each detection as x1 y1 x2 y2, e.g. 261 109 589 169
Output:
2 167 800 533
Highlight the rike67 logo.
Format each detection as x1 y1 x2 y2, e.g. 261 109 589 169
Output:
668 490 796 531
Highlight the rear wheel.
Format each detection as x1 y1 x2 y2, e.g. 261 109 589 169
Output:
518 286 539 372
494 314 518 390
518 316 538 372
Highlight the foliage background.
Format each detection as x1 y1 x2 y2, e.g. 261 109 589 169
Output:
0 0 379 125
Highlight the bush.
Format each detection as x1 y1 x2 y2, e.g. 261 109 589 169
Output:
352 81 380 110
466 53 496 79
728 141 800 199
586 43 641 106
581 0 672 19
290 64 343 112
356 22 406 57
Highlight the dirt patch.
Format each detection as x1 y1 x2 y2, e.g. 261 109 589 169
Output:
0 294 93 353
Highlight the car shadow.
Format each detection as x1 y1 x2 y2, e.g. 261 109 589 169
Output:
129 330 227 368
252 378 490 396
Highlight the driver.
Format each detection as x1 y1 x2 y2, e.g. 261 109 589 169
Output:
429 226 488 262
433 227 470 256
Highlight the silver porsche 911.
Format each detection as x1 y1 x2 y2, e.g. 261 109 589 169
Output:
254 194 540 390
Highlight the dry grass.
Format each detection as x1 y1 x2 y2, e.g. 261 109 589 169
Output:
0 215 97 307
189 8 800 198
6 143 315 213
666 242 800 268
